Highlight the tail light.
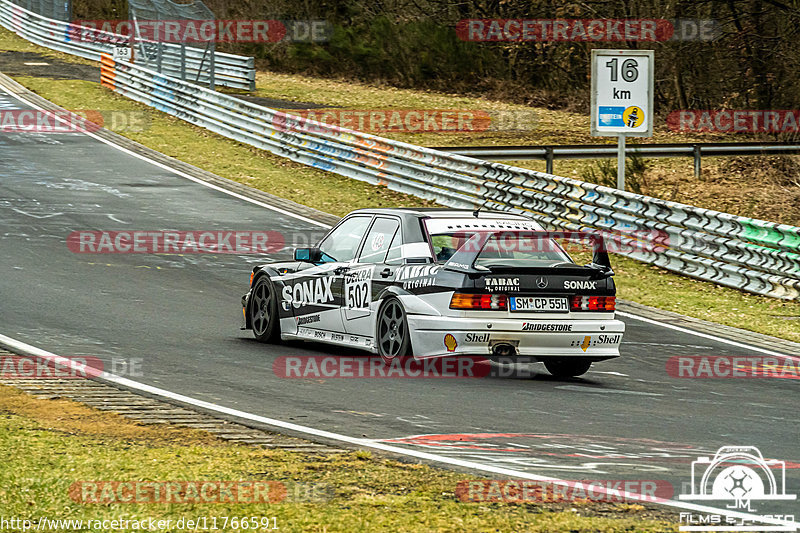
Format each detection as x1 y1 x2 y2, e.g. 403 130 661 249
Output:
570 296 616 311
450 293 508 310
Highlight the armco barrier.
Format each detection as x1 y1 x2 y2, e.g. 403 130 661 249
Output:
0 0 255 90
98 54 799 299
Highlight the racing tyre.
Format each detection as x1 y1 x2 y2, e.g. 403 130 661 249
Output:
544 358 592 378
377 297 411 365
250 275 280 343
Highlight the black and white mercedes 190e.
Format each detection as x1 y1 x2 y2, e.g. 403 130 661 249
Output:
242 208 625 377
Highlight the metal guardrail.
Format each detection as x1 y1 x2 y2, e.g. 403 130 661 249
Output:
97 54 800 299
0 0 255 90
11 0 69 22
432 142 800 177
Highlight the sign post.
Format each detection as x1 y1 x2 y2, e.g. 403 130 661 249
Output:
591 49 654 190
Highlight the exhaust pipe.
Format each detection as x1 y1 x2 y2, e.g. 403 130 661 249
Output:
492 342 517 357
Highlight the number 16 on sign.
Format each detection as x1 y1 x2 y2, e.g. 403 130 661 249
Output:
590 49 654 190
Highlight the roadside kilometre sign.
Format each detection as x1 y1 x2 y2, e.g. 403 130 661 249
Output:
591 49 653 137
590 49 653 190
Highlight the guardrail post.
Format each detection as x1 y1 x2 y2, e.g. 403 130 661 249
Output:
209 43 215 90
545 146 554 174
693 144 701 179
180 43 186 81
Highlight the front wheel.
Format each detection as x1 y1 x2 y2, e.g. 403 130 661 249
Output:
543 358 592 378
376 297 411 365
249 276 280 343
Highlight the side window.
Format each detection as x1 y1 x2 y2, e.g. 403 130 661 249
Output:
385 230 404 264
358 217 400 264
431 234 470 263
318 216 372 263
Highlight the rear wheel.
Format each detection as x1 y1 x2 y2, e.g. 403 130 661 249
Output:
376 298 411 365
544 358 592 378
250 276 279 343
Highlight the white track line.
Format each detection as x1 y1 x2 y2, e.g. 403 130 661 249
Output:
617 311 800 362
0 333 796 529
0 84 330 229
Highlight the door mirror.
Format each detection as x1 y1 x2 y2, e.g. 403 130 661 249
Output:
294 247 322 263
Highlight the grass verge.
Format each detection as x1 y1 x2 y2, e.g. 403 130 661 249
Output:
0 384 678 532
1 27 799 342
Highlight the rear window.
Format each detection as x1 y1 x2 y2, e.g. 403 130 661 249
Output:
475 233 572 267
428 230 572 267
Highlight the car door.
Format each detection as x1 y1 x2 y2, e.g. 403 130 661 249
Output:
287 215 372 335
342 216 402 338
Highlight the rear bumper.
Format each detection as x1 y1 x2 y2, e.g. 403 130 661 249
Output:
406 315 625 360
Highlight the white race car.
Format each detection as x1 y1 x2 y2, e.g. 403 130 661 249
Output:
242 208 625 377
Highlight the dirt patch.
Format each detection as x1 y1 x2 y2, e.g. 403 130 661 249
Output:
0 50 99 81
0 384 220 446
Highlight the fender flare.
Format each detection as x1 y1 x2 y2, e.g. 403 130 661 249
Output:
374 285 443 317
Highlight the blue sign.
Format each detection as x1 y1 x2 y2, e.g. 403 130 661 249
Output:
598 106 625 127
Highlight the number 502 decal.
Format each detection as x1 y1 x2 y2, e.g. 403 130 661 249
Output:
345 266 374 311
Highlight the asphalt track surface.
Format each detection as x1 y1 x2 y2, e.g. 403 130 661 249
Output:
1 85 798 524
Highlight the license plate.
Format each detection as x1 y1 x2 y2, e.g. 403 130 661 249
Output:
510 297 569 313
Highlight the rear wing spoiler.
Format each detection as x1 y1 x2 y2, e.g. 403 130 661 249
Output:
443 230 613 276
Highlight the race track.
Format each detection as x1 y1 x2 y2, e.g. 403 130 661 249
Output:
1 83 798 522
